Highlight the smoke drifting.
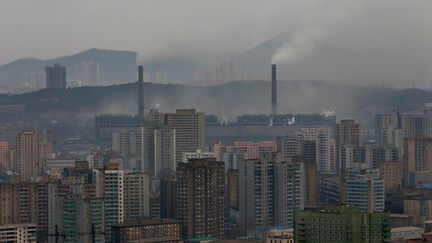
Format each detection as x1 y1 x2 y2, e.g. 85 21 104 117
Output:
271 28 327 64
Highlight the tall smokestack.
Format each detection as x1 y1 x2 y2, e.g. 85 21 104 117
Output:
138 66 144 119
271 64 277 115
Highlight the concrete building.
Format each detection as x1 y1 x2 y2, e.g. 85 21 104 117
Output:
391 226 424 242
0 182 50 239
401 112 432 138
238 153 306 235
404 136 432 186
154 126 176 175
63 197 105 243
124 173 150 221
404 192 432 225
160 175 176 219
274 157 305 227
375 114 404 156
214 141 276 171
336 120 361 173
94 114 143 147
276 135 303 159
294 128 335 174
227 169 239 210
45 64 66 89
336 119 361 147
294 206 391 243
0 127 21 147
112 126 176 177
74 61 100 86
0 223 37 243
112 128 142 160
165 109 205 165
264 227 294 243
390 214 415 228
320 175 342 204
16 130 41 182
182 149 215 163
220 140 277 160
175 158 225 239
380 160 403 194
104 167 125 241
343 168 385 212
112 219 182 243
0 141 10 171
238 152 276 235
206 113 336 145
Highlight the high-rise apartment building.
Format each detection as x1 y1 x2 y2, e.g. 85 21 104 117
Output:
160 175 176 219
165 109 205 165
276 135 303 159
16 130 40 182
238 152 306 235
0 182 49 239
0 141 10 171
380 160 403 194
336 120 361 173
227 169 239 210
404 136 432 186
294 206 391 243
45 64 66 89
336 120 361 147
75 61 100 86
112 128 142 159
63 197 105 243
103 162 150 242
401 112 432 138
124 173 150 221
239 152 276 235
112 126 176 177
274 157 305 227
154 126 176 175
294 128 335 174
375 114 404 156
343 168 385 212
0 223 37 243
175 158 225 239
339 144 399 170
104 167 125 241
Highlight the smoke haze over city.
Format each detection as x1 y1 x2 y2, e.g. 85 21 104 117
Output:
2 1 432 243
1 0 432 87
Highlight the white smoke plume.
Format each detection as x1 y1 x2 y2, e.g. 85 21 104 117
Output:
271 28 327 64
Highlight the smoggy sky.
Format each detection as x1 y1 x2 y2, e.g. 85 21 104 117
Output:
1 0 432 65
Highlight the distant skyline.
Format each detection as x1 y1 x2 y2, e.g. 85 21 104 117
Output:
1 0 432 66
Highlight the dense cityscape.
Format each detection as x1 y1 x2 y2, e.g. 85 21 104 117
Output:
3 1 432 243
0 62 432 243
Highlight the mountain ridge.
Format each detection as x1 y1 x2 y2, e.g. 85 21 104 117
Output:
0 80 430 123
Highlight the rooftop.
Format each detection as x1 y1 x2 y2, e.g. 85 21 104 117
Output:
112 218 180 227
391 226 423 233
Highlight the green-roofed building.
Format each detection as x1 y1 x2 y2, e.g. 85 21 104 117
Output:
294 206 391 243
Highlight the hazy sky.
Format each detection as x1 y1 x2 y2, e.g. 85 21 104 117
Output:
1 0 432 65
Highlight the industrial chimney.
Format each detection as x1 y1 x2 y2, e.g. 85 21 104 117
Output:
271 64 277 115
138 66 144 119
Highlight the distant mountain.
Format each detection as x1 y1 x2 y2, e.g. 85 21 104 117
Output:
0 48 137 85
0 80 430 123
1 32 432 87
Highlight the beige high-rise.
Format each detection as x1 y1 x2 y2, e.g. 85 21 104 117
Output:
166 109 205 165
16 131 40 182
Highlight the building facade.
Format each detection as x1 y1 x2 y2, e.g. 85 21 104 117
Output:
175 158 225 239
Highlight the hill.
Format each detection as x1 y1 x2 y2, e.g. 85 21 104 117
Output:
0 80 430 122
0 49 137 85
